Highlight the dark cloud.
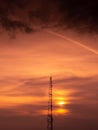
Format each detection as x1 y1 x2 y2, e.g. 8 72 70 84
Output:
58 0 98 33
0 76 47 97
0 0 98 33
53 76 93 85
55 117 98 130
0 108 45 130
66 103 98 119
0 75 98 97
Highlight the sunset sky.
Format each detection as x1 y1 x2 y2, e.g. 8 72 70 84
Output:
0 0 98 130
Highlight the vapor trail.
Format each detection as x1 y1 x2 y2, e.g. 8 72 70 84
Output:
46 30 98 55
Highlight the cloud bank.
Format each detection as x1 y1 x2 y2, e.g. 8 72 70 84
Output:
0 0 98 33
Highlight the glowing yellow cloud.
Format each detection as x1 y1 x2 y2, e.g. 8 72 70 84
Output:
39 108 70 115
54 108 70 115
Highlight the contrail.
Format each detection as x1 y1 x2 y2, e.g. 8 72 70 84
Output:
46 30 98 55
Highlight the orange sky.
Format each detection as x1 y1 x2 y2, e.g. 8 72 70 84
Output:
0 30 98 130
0 30 98 77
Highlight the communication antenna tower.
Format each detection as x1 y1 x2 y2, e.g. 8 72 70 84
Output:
47 77 53 130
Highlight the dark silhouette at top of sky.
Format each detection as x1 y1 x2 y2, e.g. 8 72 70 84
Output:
0 0 98 33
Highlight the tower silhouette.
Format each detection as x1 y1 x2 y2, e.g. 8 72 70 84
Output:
47 77 53 130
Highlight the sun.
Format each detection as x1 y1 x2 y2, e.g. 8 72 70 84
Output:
58 101 65 106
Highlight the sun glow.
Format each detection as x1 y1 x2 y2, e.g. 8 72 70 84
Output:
39 108 70 115
54 108 70 115
54 96 69 106
58 101 65 106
